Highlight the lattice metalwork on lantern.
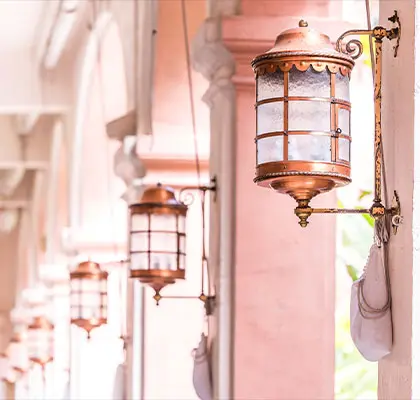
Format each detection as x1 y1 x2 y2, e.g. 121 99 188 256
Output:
128 180 217 309
253 20 353 205
27 316 54 367
128 184 188 297
251 14 403 229
70 261 108 338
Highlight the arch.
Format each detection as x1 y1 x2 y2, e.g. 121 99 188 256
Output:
69 10 127 230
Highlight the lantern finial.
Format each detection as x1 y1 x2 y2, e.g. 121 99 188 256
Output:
298 20 308 28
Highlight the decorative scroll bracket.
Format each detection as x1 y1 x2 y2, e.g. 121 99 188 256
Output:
335 10 401 60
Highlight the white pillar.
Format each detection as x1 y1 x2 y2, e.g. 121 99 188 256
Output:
378 1 420 399
192 17 236 400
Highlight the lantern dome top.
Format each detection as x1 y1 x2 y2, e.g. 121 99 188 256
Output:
251 20 355 73
28 316 54 331
140 184 181 206
130 183 187 216
70 260 108 280
10 332 24 343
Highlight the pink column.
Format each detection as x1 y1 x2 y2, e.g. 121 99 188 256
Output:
221 9 348 399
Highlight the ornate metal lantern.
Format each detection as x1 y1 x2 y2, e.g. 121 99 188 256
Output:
252 20 353 205
27 316 54 367
8 332 28 375
0 353 17 384
251 15 402 229
128 184 187 298
70 261 108 338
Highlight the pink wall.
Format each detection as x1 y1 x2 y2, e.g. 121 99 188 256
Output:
222 3 347 398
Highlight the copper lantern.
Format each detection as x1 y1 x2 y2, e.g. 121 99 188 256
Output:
8 332 28 374
252 20 354 209
128 184 187 297
27 316 54 367
70 261 108 337
0 354 17 384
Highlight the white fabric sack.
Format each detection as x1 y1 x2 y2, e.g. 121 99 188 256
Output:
112 363 125 400
350 244 392 362
192 334 213 400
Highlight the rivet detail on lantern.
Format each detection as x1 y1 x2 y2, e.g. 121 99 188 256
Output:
70 261 108 338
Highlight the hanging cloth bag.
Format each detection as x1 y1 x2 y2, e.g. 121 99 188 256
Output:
350 221 393 362
192 333 213 400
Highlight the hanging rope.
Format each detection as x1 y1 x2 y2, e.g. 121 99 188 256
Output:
181 0 201 186
181 0 211 311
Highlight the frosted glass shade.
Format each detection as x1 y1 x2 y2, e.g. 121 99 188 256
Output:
288 100 330 132
27 317 54 365
70 278 107 322
289 67 330 97
255 68 351 166
257 136 284 164
8 339 29 373
0 355 16 383
130 213 186 274
257 70 284 101
288 135 331 162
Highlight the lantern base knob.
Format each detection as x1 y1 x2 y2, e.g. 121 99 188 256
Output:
294 200 312 227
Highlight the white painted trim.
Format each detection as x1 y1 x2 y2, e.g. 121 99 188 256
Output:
45 119 64 264
0 106 69 115
70 11 113 229
192 17 235 399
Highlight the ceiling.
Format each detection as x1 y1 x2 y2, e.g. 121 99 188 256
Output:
0 0 46 51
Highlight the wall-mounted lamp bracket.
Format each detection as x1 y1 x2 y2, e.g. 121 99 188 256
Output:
152 293 216 313
292 13 403 229
179 176 217 205
295 191 402 233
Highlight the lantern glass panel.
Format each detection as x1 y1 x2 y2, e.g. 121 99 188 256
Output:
27 326 53 362
131 214 149 231
179 255 186 270
339 138 350 162
289 67 330 98
288 135 331 162
9 341 28 372
257 136 284 165
257 70 284 101
257 102 284 135
288 101 330 132
131 232 149 252
151 214 177 231
150 232 177 253
335 72 350 101
338 108 350 135
131 253 148 271
150 253 177 271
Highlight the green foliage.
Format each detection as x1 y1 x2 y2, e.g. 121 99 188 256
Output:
335 188 377 399
335 314 377 399
345 264 359 282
